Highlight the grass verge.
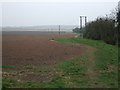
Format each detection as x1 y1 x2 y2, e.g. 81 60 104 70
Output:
56 36 118 88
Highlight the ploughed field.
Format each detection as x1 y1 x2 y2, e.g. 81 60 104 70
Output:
3 32 86 66
2 31 88 85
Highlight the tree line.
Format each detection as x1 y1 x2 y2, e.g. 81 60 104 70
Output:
83 17 117 45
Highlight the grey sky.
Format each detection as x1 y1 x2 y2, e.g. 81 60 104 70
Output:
2 2 118 27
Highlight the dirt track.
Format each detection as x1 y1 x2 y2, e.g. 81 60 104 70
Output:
3 32 87 67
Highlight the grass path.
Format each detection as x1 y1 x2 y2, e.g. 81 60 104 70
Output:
56 37 118 88
83 47 98 87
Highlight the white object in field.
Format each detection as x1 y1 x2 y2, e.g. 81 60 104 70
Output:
75 35 79 38
50 40 54 41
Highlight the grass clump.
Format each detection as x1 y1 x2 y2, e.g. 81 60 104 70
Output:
2 78 45 88
44 76 69 88
56 58 88 88
57 59 86 75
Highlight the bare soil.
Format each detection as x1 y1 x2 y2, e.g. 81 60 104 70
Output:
2 32 88 82
3 33 87 67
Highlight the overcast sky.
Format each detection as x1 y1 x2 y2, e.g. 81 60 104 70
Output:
1 2 118 27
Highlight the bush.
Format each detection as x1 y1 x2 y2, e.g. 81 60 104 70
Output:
83 17 117 45
73 27 80 33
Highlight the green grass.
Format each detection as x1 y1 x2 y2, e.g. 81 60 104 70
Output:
44 76 69 88
2 65 19 68
57 58 87 75
2 77 69 88
97 71 118 87
55 58 89 88
56 37 118 88
2 78 45 88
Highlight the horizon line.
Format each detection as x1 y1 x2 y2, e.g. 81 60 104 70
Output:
2 25 79 27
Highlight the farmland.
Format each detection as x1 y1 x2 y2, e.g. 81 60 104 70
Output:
2 31 118 88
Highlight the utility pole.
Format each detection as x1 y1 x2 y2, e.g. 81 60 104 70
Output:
80 16 87 29
59 25 60 35
80 16 82 29
85 16 87 26
79 16 87 38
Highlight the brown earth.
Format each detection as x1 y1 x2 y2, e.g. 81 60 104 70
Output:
3 32 87 67
2 32 88 83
